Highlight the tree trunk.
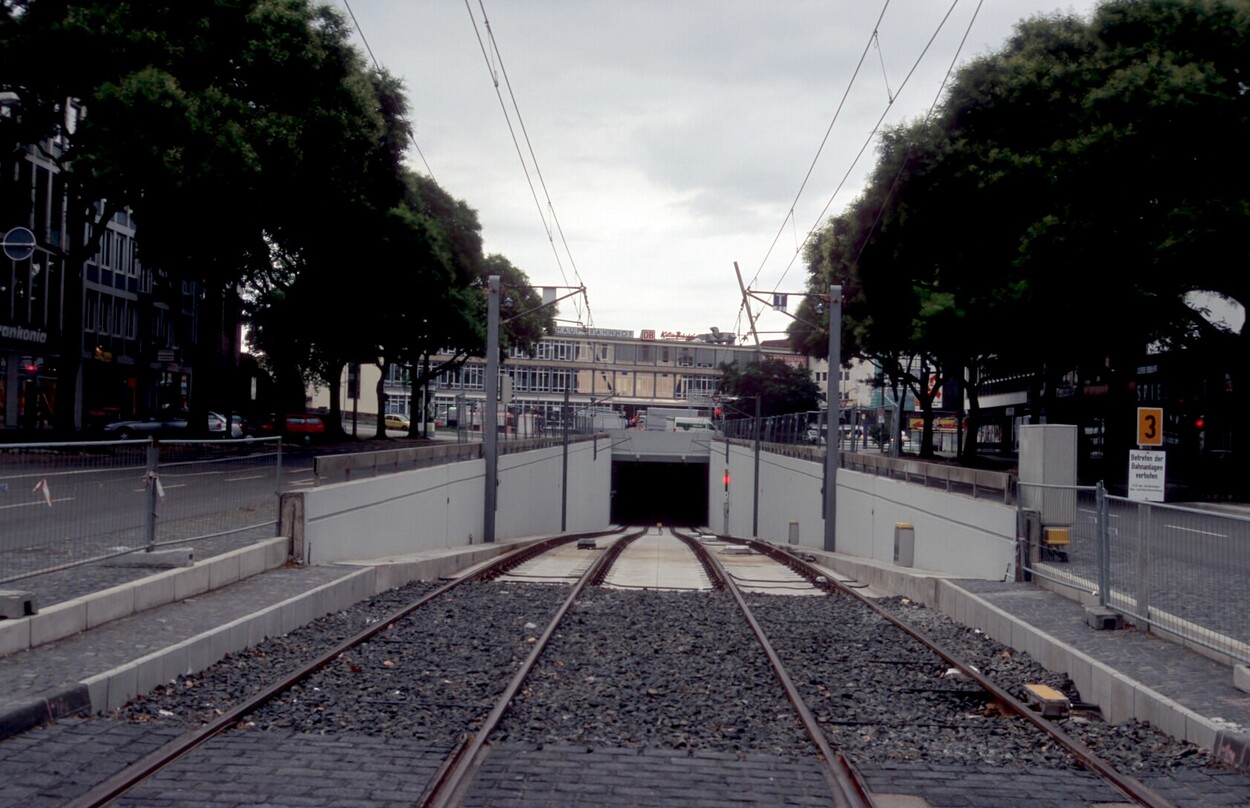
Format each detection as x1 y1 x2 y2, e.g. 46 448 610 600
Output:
374 359 389 439
326 360 346 438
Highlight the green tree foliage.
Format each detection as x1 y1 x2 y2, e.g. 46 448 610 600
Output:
797 0 1250 462
717 358 822 419
0 0 408 430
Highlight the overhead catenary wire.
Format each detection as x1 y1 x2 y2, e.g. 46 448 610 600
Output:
339 0 438 184
747 0 892 294
766 0 968 296
464 0 592 326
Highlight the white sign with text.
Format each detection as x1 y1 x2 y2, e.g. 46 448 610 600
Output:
1128 449 1166 502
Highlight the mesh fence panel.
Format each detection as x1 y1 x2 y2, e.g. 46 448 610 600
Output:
0 437 282 586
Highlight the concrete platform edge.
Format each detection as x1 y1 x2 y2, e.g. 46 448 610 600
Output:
0 683 91 741
73 540 530 717
81 566 377 715
0 537 290 661
807 548 1250 769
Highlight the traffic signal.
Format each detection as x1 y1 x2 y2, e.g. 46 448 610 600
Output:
1194 416 1205 430
723 469 731 490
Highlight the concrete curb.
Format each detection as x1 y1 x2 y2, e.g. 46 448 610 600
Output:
0 537 289 660
0 683 91 741
804 548 1250 771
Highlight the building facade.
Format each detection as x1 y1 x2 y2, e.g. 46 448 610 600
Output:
2 131 206 433
315 326 808 429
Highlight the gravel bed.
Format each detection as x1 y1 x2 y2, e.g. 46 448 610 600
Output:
747 590 1078 769
873 594 1229 775
493 587 810 756
118 580 444 727
237 581 569 745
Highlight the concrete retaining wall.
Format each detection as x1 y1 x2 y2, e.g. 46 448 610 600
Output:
297 436 612 565
709 440 1017 580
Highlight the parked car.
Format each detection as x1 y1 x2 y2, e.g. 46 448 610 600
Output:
384 413 410 431
101 409 227 440
230 414 260 438
260 413 327 443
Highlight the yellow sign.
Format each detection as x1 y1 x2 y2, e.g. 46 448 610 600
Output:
1137 407 1163 447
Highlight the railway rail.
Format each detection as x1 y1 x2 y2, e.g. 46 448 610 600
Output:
60 527 1211 807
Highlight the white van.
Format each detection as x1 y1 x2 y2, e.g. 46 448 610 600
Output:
668 416 716 433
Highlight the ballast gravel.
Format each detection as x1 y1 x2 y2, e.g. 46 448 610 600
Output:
115 574 1230 780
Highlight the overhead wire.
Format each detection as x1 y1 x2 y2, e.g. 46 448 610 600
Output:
747 0 892 293
766 0 967 296
848 0 987 273
339 0 437 183
465 0 592 326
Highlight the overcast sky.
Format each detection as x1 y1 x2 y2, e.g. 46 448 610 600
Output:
339 1 1105 341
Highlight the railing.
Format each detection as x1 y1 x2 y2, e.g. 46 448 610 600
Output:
313 434 600 485
721 433 1014 504
0 436 284 587
1019 481 1250 665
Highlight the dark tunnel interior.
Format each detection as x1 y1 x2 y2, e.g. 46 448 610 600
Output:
610 460 709 527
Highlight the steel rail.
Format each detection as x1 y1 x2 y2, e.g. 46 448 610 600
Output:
60 526 625 808
680 531 873 808
670 530 727 590
738 537 1178 808
420 527 648 807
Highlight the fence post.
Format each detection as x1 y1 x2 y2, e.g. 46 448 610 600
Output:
1096 481 1110 608
1135 502 1152 632
145 439 159 552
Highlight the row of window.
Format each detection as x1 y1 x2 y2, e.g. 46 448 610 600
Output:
84 290 139 339
505 339 743 368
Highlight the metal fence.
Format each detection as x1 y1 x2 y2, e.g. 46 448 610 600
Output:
1019 481 1250 665
0 436 284 586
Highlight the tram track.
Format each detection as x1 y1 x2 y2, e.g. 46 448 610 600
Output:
703 534 1177 808
61 527 630 808
59 527 1209 806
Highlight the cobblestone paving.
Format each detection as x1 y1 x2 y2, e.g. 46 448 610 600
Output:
458 743 837 807
116 731 450 807
0 718 182 808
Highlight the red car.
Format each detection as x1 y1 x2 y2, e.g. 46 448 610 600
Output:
261 413 328 443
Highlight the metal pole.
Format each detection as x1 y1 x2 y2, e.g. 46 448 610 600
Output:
145 439 159 552
752 393 761 538
1095 481 1109 608
275 437 284 536
824 284 841 552
561 383 569 532
483 275 500 543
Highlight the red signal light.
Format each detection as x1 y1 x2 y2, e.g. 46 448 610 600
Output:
723 469 730 490
1195 417 1205 429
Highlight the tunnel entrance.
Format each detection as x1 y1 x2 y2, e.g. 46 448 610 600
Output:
611 460 708 526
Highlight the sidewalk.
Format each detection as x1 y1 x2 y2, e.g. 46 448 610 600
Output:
0 536 530 739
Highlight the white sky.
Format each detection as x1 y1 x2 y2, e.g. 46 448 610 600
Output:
341 0 1105 341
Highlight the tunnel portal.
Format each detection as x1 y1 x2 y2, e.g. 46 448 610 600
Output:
610 460 708 527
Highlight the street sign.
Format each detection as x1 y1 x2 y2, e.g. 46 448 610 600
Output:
2 226 36 261
1128 449 1166 502
1136 407 1163 447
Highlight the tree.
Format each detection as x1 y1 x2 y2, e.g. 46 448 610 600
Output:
796 0 1250 467
1 0 404 432
717 358 822 419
